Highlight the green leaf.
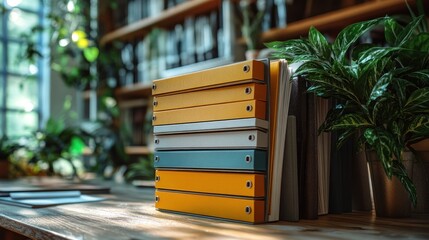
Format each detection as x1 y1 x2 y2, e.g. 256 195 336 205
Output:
351 43 375 61
385 17 403 46
404 32 429 52
396 15 424 46
83 47 99 62
318 103 346 133
404 87 429 113
364 129 398 178
308 26 330 58
333 17 385 63
392 160 417 207
407 69 429 83
336 128 356 149
328 114 371 131
45 118 65 135
69 136 85 156
406 115 429 135
368 72 393 103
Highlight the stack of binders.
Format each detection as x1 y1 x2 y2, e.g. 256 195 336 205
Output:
152 59 293 223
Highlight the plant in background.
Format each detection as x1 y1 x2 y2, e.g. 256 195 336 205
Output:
267 5 428 206
239 0 265 51
0 136 21 161
19 0 98 90
125 155 155 182
30 96 87 177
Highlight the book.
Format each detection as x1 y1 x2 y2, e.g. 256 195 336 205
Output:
154 149 267 171
154 118 269 135
0 180 110 197
153 83 266 111
154 130 268 150
152 60 265 95
155 170 265 197
152 100 266 126
0 191 104 208
280 116 299 221
155 189 265 223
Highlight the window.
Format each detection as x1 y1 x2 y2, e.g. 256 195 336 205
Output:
0 0 49 137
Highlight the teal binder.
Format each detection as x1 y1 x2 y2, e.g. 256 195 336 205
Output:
154 149 267 171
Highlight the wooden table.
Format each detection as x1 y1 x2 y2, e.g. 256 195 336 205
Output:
1 179 428 240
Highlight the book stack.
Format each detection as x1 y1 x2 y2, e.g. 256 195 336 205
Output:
152 59 293 223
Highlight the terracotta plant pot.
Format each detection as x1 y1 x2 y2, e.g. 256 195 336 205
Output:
411 139 429 214
0 160 9 179
366 151 413 218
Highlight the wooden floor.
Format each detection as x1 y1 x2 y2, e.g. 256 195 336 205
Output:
0 179 428 240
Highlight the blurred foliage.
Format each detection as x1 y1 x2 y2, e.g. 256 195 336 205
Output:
28 96 88 177
125 154 155 182
0 136 21 160
18 0 98 89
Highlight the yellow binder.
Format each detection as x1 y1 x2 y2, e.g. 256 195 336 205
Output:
155 170 265 197
153 100 266 126
155 190 265 223
153 83 267 111
152 60 265 96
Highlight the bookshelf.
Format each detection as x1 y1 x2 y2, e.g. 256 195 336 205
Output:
256 0 417 42
97 0 418 162
100 0 221 46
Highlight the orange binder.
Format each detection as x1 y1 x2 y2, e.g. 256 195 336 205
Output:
155 170 265 197
152 60 265 96
153 83 267 111
152 100 266 126
155 189 265 223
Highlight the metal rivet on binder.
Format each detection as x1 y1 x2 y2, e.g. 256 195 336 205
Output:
245 155 252 163
155 176 160 182
246 105 253 112
246 180 253 189
245 206 252 214
154 139 160 144
243 65 250 72
155 156 159 162
153 100 158 106
245 87 252 94
152 83 157 90
155 196 159 202
248 134 255 141
152 115 157 121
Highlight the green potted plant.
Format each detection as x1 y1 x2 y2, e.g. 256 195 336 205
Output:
267 8 428 217
30 117 86 177
0 136 21 179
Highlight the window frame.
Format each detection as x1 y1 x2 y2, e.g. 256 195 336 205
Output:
0 0 49 137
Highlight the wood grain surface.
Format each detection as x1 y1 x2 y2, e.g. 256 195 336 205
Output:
0 179 428 240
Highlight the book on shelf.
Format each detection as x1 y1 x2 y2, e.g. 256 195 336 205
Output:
152 59 293 223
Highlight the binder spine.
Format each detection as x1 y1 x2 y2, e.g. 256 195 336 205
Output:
154 130 268 150
153 83 267 111
152 60 265 95
155 170 265 197
154 149 267 171
152 100 266 126
155 189 265 223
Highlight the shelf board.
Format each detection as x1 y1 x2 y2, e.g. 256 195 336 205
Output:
125 146 152 155
115 83 153 100
100 0 221 46
242 0 416 43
